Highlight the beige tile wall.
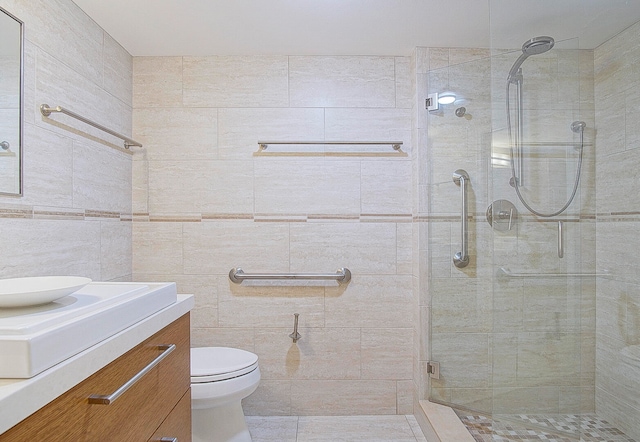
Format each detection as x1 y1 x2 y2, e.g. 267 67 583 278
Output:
132 55 414 415
594 19 640 441
0 0 133 281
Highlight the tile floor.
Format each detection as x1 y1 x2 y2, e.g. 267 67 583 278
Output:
246 415 428 442
457 412 636 442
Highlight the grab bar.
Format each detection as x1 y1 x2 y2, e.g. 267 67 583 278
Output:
40 104 143 149
498 268 608 278
258 141 403 151
229 267 351 284
453 169 470 268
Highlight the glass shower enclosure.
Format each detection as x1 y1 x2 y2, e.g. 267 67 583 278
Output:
425 8 601 440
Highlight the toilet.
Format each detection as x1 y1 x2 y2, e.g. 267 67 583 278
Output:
191 347 261 442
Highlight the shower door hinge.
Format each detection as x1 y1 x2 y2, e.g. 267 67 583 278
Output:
427 361 440 379
426 93 439 111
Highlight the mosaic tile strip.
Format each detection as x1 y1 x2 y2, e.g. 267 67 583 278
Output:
457 412 636 442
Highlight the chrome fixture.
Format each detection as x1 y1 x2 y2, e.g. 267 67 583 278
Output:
427 361 440 380
40 104 143 149
257 140 402 151
558 221 564 258
453 169 470 268
229 267 352 284
289 313 301 343
88 344 175 404
0 141 9 150
498 268 608 278
486 199 517 232
507 36 555 83
571 121 586 133
455 107 467 118
505 35 586 217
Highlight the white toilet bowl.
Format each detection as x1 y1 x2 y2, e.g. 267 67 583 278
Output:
191 347 260 442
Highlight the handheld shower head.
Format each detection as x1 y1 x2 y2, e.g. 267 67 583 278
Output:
522 36 555 55
507 36 555 83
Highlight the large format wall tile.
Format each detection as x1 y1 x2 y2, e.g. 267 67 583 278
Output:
0 218 101 279
183 56 289 108
219 284 325 328
20 123 73 207
289 56 396 108
134 107 217 161
131 52 416 416
0 0 134 284
290 223 397 274
103 33 133 107
217 108 324 159
73 140 132 212
361 161 412 214
8 0 104 85
254 159 360 215
324 108 411 145
183 222 290 275
325 275 412 328
255 328 361 380
290 380 397 415
361 328 413 380
100 221 132 281
133 57 183 108
133 222 183 275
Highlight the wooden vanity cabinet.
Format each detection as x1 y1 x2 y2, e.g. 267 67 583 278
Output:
0 313 191 442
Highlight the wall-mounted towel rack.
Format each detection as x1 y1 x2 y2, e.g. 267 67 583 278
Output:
40 104 143 149
229 267 351 284
498 267 608 278
257 141 403 151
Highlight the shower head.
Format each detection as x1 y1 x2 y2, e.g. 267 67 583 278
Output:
522 36 555 55
507 36 555 83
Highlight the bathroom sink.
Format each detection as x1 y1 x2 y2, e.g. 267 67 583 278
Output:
0 282 177 378
0 276 92 308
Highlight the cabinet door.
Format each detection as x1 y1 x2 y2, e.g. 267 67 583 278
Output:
148 389 192 442
0 313 191 442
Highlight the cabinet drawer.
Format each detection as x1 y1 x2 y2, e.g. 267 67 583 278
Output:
149 389 191 442
0 313 190 442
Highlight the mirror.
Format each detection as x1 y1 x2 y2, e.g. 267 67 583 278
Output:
0 7 23 196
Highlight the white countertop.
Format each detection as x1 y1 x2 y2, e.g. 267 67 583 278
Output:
0 294 194 435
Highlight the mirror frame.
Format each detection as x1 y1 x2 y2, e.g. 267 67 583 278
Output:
0 6 24 197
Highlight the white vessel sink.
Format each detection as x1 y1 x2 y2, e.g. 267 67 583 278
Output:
0 276 92 307
0 282 177 378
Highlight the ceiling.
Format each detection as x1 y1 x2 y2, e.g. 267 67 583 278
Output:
72 0 640 56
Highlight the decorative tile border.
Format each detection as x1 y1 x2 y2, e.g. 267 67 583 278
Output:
0 204 132 221
2 203 639 224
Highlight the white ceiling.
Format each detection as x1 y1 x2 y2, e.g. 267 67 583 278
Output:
71 0 640 56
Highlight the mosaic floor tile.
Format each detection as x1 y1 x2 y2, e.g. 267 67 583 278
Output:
456 412 636 442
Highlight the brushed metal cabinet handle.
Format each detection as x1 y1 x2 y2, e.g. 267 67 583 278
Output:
88 344 176 405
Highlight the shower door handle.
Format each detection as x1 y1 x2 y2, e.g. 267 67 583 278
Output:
453 170 470 268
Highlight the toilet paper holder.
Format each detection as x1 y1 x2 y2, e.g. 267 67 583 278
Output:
289 313 301 343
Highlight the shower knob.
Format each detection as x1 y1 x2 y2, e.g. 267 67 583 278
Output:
486 199 518 231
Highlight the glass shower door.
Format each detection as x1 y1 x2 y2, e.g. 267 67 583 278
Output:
426 36 594 441
426 51 495 415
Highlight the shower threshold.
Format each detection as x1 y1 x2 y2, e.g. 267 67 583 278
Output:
456 410 636 442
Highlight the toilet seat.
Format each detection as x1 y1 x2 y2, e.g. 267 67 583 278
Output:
191 347 259 383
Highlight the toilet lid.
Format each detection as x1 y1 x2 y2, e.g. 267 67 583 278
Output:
191 347 259 382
